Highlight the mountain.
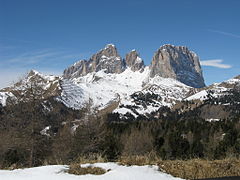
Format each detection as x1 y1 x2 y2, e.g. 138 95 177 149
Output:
0 70 60 105
59 66 192 116
0 44 239 118
186 75 240 101
150 44 205 88
125 49 145 72
1 44 240 167
63 44 124 79
58 44 205 115
63 44 205 88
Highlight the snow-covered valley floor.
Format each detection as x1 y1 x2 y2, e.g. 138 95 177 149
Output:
0 162 183 180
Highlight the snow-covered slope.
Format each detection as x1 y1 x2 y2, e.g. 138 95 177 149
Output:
1 44 239 118
0 70 60 106
59 67 150 110
0 92 14 106
58 67 191 116
0 163 183 180
114 75 191 117
56 43 206 116
57 79 86 109
186 75 240 101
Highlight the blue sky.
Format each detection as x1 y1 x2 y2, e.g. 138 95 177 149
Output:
0 0 240 88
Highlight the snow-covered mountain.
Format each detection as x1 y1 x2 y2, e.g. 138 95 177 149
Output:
58 43 201 116
63 44 205 88
0 70 60 105
150 45 205 88
1 44 239 118
58 66 191 117
186 75 240 101
63 44 124 79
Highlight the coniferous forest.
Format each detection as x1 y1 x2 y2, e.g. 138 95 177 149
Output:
0 90 239 168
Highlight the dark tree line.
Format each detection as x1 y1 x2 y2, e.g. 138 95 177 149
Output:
0 89 239 168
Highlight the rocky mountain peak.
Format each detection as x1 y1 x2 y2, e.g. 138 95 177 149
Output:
27 69 39 77
91 44 119 61
160 44 188 51
63 44 124 79
125 50 144 72
63 44 205 88
150 44 205 88
104 44 117 53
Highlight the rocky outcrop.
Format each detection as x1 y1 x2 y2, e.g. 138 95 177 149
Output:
63 60 88 78
63 44 205 88
63 44 124 79
150 44 205 88
125 50 144 71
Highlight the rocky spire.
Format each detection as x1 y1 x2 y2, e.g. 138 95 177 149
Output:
89 44 123 74
125 50 144 72
150 44 205 88
63 44 124 79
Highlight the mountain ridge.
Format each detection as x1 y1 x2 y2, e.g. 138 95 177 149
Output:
63 44 205 88
1 44 239 118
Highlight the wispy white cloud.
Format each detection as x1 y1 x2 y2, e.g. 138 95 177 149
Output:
200 59 232 69
208 29 240 39
4 49 73 64
6 50 60 64
0 49 91 67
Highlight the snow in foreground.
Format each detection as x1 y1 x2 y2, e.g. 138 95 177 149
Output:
0 162 183 180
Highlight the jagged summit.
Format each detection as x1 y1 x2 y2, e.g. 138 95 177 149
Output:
63 44 124 79
1 44 240 118
24 69 46 79
64 44 205 88
104 43 115 49
125 50 144 72
93 43 119 58
0 69 60 106
150 44 205 88
160 44 189 50
28 69 39 76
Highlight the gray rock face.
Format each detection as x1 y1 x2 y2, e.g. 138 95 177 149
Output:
63 60 88 78
150 44 205 88
125 50 144 71
64 44 205 88
63 44 124 79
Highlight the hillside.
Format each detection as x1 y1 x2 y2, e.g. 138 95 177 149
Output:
0 44 239 175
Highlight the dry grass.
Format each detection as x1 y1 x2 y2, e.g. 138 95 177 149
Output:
67 154 108 176
73 154 106 164
68 163 107 175
158 158 240 179
118 153 158 166
117 155 240 179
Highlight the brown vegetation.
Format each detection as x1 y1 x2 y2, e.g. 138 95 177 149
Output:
72 154 105 164
68 163 107 175
158 158 240 179
118 156 240 179
67 155 240 179
118 153 158 166
120 127 154 156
